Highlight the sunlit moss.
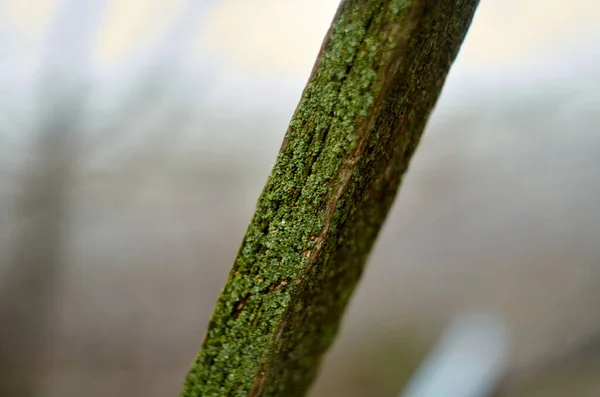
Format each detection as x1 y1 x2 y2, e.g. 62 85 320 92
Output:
181 1 479 396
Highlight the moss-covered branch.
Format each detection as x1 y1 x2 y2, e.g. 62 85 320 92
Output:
181 1 479 396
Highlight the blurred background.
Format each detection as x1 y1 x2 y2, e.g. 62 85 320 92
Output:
1 0 599 396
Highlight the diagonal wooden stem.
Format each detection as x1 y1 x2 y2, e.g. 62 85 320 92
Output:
182 1 480 396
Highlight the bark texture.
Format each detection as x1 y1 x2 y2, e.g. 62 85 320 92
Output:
182 1 479 396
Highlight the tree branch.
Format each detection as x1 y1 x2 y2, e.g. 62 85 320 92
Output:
181 1 479 396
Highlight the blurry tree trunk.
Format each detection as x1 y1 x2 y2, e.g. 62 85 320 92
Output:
0 1 105 396
182 1 479 396
0 120 77 397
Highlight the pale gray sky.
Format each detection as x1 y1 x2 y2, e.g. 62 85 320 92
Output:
5 0 599 78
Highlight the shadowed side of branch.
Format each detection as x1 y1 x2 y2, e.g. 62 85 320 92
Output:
182 1 479 396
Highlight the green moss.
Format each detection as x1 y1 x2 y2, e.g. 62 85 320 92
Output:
181 1 479 396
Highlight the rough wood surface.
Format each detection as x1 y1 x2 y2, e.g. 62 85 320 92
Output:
181 1 479 396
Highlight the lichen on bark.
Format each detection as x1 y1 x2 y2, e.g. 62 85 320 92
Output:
181 1 480 396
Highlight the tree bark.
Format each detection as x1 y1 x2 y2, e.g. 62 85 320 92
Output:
181 1 479 396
